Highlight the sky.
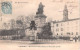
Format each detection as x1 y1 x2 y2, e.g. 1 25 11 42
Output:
0 0 79 22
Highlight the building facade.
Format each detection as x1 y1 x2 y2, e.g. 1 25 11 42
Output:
51 5 80 40
51 18 80 37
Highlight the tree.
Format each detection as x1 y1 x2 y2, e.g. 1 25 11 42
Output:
3 23 7 29
30 21 37 30
16 20 23 29
10 19 15 29
38 23 53 39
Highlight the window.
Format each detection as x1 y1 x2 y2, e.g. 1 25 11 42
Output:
57 33 58 35
56 24 58 27
67 32 70 35
61 28 63 31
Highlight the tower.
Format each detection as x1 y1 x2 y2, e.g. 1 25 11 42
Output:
35 2 47 33
63 5 68 21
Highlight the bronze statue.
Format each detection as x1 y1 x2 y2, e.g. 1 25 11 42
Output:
36 2 44 14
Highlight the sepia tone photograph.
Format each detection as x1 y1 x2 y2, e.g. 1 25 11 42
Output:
0 0 80 50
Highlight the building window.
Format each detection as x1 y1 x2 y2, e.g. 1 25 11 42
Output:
61 28 63 31
61 33 63 35
56 24 58 27
57 33 58 35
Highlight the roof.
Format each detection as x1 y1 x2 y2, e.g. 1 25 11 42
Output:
52 18 80 24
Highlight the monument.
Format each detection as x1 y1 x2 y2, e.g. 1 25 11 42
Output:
35 2 47 33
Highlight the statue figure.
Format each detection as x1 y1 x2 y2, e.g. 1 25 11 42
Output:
36 2 44 14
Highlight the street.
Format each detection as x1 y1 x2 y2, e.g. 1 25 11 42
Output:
0 40 79 50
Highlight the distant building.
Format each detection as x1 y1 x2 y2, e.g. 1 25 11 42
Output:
51 5 80 40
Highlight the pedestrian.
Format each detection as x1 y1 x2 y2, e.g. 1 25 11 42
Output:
74 36 77 42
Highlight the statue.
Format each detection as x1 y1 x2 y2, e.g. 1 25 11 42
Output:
36 2 44 14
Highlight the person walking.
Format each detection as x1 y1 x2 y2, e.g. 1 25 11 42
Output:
74 36 78 42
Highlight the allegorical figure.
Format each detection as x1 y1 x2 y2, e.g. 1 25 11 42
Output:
36 2 44 14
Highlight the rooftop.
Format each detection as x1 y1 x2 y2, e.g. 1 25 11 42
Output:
52 18 80 24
